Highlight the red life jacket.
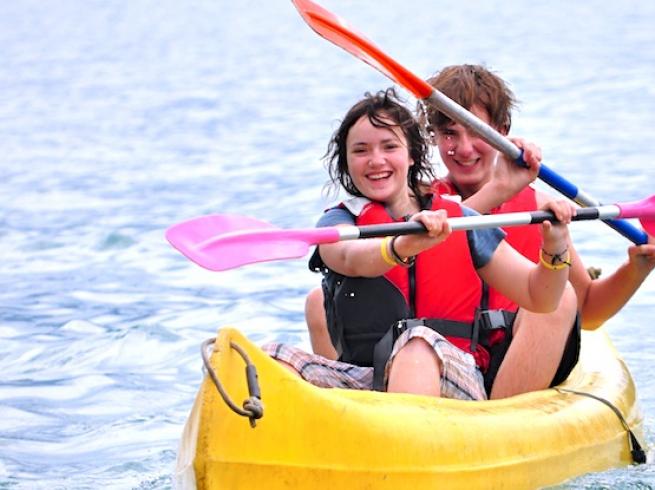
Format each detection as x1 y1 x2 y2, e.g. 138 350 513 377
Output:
432 179 541 311
356 195 490 368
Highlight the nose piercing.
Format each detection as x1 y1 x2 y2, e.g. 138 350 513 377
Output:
447 150 455 156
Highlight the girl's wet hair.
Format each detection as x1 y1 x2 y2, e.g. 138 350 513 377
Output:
324 87 434 204
423 64 517 134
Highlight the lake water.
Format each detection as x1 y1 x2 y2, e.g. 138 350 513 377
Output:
1 1 654 488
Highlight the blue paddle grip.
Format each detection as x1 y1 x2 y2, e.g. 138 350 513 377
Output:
603 220 648 245
515 153 648 245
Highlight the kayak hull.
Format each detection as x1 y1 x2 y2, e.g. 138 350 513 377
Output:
176 327 643 489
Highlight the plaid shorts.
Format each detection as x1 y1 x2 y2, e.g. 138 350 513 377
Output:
263 326 486 401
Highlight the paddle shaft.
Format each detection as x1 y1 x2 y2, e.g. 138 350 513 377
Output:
339 205 626 241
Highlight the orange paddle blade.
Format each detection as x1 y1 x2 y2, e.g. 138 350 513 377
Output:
291 0 433 99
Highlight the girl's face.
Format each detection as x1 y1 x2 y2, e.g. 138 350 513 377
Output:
435 104 502 197
346 114 413 210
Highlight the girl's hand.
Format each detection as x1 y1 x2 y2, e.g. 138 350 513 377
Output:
540 199 575 253
393 210 451 258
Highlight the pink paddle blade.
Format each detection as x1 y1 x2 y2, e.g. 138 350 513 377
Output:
186 229 314 271
166 215 342 271
166 214 276 251
166 215 278 271
641 218 655 236
617 195 655 236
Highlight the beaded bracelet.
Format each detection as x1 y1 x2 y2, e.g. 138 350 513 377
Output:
390 236 416 268
539 247 572 271
380 237 397 267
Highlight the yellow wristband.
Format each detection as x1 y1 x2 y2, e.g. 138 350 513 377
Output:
539 249 571 271
380 237 397 267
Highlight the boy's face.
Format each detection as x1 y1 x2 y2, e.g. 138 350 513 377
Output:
434 104 498 198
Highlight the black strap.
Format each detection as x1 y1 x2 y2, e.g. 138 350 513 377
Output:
422 318 477 338
372 327 396 391
408 263 416 318
480 281 490 310
556 387 646 464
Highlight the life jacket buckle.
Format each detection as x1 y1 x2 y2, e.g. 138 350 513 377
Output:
472 309 511 352
394 318 427 339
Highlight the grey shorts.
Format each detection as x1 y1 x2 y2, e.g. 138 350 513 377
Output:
263 325 486 401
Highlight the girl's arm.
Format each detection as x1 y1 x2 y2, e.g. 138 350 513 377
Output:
477 200 574 312
319 209 452 277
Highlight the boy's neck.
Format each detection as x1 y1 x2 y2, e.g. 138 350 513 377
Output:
447 177 486 200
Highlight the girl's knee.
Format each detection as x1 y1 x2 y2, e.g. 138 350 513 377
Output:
394 337 442 371
398 337 433 356
388 337 442 396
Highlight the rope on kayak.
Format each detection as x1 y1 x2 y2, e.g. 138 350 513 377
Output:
556 388 646 464
201 337 264 428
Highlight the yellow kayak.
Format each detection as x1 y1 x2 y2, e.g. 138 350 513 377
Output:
175 326 645 489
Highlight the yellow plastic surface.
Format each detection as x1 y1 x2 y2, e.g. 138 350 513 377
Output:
176 327 644 489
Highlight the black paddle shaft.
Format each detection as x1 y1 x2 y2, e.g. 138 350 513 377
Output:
355 207 606 239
